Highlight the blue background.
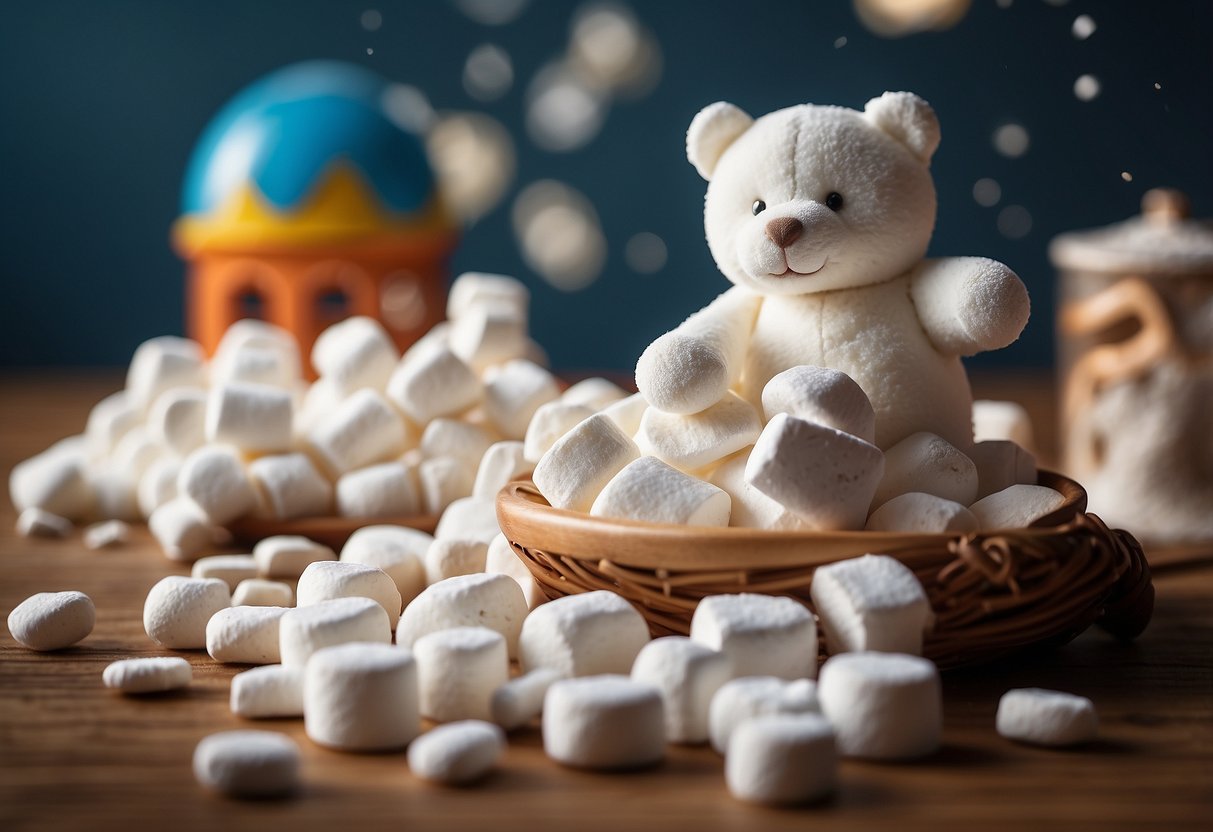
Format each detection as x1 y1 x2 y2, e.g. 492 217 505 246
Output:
1 0 1210 373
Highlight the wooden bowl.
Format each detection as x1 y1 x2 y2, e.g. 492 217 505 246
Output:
496 471 1154 668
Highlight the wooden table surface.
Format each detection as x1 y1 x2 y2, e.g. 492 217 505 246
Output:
1 373 1210 831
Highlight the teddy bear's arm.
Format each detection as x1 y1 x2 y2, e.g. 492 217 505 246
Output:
635 286 762 415
909 257 1031 357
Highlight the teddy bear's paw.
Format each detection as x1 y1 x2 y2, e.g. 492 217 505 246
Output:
636 332 730 415
957 260 1031 352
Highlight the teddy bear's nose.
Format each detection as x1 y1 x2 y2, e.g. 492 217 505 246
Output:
764 217 804 249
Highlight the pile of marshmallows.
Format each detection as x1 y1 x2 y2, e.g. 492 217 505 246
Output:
8 549 1098 805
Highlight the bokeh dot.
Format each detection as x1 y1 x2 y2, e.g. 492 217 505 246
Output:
992 123 1030 158
973 178 1002 207
997 205 1033 239
625 233 667 274
1074 74 1101 101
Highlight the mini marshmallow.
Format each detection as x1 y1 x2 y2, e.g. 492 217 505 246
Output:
294 378 342 437
278 597 392 668
483 360 561 439
307 389 408 477
143 576 232 649
425 538 489 584
248 453 334 520
708 452 812 531
591 456 732 527
419 456 475 515
866 492 979 534
110 428 160 480
205 382 293 454
253 535 336 579
810 555 933 656
311 316 399 396
450 306 530 372
304 641 421 751
193 730 301 798
83 519 131 549
414 626 510 722
231 578 294 608
15 507 71 539
397 573 529 657
761 365 877 444
387 345 483 425
969 484 1068 530
970 440 1039 500
212 342 299 390
9 444 92 520
103 657 192 694
690 594 817 680
532 414 640 512
178 445 258 525
433 496 500 543
873 431 979 509
340 525 430 606
408 720 506 786
137 457 180 518
7 591 95 651
519 590 650 677
472 440 533 498
213 320 299 379
485 534 545 609
336 462 421 517
637 392 762 472
745 414 885 531
631 636 733 744
90 468 140 522
599 392 649 437
421 420 495 472
543 675 665 770
973 399 1036 453
561 377 628 410
726 714 837 806
206 606 289 664
709 676 820 755
523 401 595 463
447 271 529 322
86 392 141 457
995 688 1099 747
817 652 942 760
147 387 208 457
126 336 206 412
192 554 259 590
297 561 403 621
149 497 224 562
490 667 564 730
230 665 304 718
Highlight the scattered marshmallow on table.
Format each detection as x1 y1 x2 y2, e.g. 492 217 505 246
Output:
421 418 496 471
296 561 402 622
638 392 762 472
995 688 1099 747
83 519 131 549
311 315 399 397
137 456 180 518
708 452 811 531
231 578 294 608
125 336 206 412
340 525 430 606
230 665 305 718
147 388 208 457
16 507 71 539
9 443 92 520
865 492 978 534
7 591 95 651
103 657 192 694
278 596 392 668
253 535 336 579
690 593 817 680
485 534 545 609
148 497 224 562
561 377 628 410
709 676 820 755
387 345 483 426
969 484 1068 530
483 359 561 439
177 445 259 525
414 626 509 722
591 456 732 527
191 554 259 590
247 453 334 520
519 590 650 677
408 720 506 786
970 440 1038 500
304 642 421 752
973 399 1036 453
599 392 648 437
206 606 289 664
143 576 231 649
425 538 489 584
193 730 301 799
433 496 501 544
491 667 564 730
542 675 665 770
761 365 877 445
336 462 421 518
817 651 941 760
473 441 533 498
419 456 475 516
532 414 640 512
523 401 595 463
810 554 934 656
726 714 837 806
205 382 293 454
872 431 978 509
397 573 529 657
307 389 408 477
631 636 733 744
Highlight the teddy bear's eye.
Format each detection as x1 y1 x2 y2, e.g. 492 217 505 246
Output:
826 192 844 212
752 200 766 216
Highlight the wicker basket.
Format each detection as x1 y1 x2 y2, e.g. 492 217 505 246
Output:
496 471 1154 668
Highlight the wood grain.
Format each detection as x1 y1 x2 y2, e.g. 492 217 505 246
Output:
0 373 1210 831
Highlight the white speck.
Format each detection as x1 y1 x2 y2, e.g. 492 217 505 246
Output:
1121 171 1134 182
993 123 1030 158
1071 14 1095 39
973 178 1002 207
1074 74 1101 101
1154 82 1162 90
997 205 1033 239
463 43 513 102
834 36 848 48
360 9 382 31
366 47 374 55
625 233 667 274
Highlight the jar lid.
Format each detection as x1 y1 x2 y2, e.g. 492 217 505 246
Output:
1049 188 1213 275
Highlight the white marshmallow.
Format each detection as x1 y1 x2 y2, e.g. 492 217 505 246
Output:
7 591 95 651
278 597 392 668
637 392 761 472
193 730 300 798
213 320 299 381
110 427 161 480
726 714 837 806
408 720 506 786
397 573 529 657
561 377 628 410
483 360 561 439
340 525 430 606
761 365 876 444
690 594 817 680
206 606 289 664
866 492 979 533
519 590 650 677
85 392 141 457
995 688 1099 747
148 497 224 562
248 453 334 520
970 484 1068 530
709 676 820 755
745 414 884 531
9 445 92 520
126 336 206 412
599 392 648 437
253 535 336 579
873 431 978 509
231 579 294 608
414 626 509 722
433 495 500 543
543 675 665 770
90 468 140 522
472 440 533 498
137 456 180 518
230 665 304 718
304 642 420 751
450 306 530 372
147 387 208 457
307 389 408 477
311 316 398 396
707 452 812 531
817 652 941 760
523 401 595 463
418 456 475 515
970 440 1039 500
192 554 259 590
103 657 192 694
486 534 545 609
591 456 731 527
336 462 421 518
490 668 564 730
213 342 299 390
421 418 495 470
297 561 402 621
82 519 130 549
973 399 1036 453
425 538 489 584
143 576 231 649
293 378 342 438
205 382 293 454
15 507 71 539
532 414 640 512
810 554 933 656
447 272 529 322
178 445 258 525
387 345 482 425
630 636 732 744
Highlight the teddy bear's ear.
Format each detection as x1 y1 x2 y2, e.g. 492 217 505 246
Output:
686 102 754 180
864 92 941 164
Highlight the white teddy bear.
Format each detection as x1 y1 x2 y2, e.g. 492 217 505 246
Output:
636 92 1030 451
